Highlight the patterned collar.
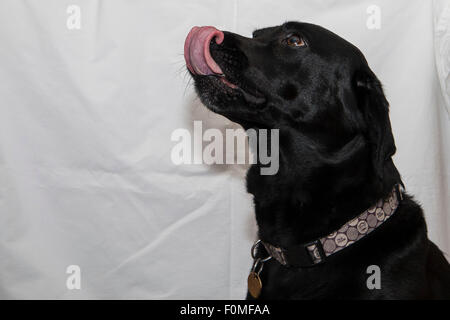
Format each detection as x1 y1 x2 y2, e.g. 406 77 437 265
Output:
258 184 403 268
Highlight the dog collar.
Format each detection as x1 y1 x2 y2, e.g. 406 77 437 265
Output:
256 184 403 268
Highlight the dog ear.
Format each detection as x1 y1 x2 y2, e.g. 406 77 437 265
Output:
354 68 396 181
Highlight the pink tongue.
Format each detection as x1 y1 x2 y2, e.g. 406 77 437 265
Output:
184 26 224 75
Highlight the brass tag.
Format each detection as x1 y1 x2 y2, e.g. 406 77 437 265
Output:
247 271 262 298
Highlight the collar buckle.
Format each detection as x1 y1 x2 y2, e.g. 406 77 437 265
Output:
304 239 326 265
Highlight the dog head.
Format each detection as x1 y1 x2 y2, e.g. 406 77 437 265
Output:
184 22 396 181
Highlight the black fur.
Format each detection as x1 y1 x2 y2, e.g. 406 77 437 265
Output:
188 22 450 299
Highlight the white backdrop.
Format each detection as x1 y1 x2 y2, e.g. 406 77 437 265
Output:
0 0 449 299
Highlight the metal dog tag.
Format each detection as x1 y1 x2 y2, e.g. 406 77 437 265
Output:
248 271 262 298
247 241 272 299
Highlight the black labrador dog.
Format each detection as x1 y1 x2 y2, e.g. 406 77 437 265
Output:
184 22 450 299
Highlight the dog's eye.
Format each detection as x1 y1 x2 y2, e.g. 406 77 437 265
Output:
283 34 306 47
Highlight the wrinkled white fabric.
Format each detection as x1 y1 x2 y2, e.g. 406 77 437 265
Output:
0 0 448 299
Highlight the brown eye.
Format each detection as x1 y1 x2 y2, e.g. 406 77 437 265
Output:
284 34 306 47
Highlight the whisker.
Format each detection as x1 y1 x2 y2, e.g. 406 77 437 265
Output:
174 64 187 77
183 76 194 97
